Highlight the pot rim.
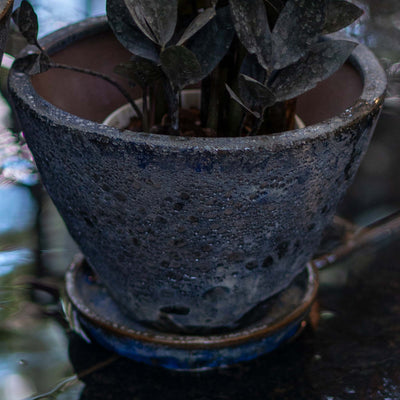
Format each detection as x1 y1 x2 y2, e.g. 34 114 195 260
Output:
9 16 387 153
0 0 13 20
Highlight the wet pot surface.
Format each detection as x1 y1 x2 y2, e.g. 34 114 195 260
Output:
8 17 386 332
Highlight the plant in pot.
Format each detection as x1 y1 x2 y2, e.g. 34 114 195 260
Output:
8 0 386 369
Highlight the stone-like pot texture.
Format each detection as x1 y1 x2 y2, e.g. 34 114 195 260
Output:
8 17 386 333
0 0 13 64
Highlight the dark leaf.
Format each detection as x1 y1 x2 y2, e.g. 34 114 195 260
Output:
271 39 358 101
240 53 266 84
39 52 51 70
186 6 235 79
177 7 216 46
106 0 160 62
272 0 326 69
225 84 261 118
12 53 50 75
124 0 178 46
12 0 39 45
230 0 271 70
323 0 364 34
239 74 276 109
114 56 162 88
123 0 157 43
160 46 202 89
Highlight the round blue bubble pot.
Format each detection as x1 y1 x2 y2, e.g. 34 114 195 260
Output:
9 17 388 369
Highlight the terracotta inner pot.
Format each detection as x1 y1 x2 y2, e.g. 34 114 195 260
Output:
32 29 363 127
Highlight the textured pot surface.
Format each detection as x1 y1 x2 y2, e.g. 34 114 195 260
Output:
9 18 386 332
0 0 13 64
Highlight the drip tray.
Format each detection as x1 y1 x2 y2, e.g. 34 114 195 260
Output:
64 255 319 371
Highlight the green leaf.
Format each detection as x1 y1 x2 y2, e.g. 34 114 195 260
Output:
323 0 364 34
271 39 358 102
186 6 235 80
12 1 39 45
177 7 216 46
230 0 271 70
239 74 276 109
160 46 203 90
225 84 261 118
272 0 326 69
107 0 160 62
124 0 178 47
114 56 162 88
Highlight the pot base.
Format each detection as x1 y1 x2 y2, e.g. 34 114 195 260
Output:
64 254 319 371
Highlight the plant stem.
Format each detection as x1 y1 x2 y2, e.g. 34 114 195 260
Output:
142 86 149 132
171 90 180 132
163 80 180 133
226 39 246 136
48 62 143 120
200 76 211 127
249 109 265 136
206 67 220 131
149 85 156 129
153 81 168 126
34 39 46 54
260 98 297 134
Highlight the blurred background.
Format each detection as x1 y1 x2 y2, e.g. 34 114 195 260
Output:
0 1 399 399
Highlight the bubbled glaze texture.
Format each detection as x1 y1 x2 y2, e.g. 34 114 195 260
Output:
9 19 386 332
11 105 381 332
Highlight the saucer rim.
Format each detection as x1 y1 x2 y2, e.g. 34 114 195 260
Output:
65 254 319 349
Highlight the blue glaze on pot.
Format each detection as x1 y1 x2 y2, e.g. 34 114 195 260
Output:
79 316 302 371
9 17 386 332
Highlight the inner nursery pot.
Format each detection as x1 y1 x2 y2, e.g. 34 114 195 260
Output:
8 17 386 333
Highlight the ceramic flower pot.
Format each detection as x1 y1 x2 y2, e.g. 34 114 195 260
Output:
0 0 13 64
8 17 386 332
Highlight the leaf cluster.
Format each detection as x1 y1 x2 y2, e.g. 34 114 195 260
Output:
107 0 235 131
108 0 363 135
12 0 364 136
226 0 361 132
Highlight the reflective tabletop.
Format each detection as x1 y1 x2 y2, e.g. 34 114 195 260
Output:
1 1 400 399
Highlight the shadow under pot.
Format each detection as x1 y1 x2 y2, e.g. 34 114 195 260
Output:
8 17 386 333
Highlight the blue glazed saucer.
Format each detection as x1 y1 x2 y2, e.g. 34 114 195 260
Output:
64 255 318 371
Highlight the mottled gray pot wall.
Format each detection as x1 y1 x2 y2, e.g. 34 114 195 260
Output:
0 0 13 64
8 18 386 332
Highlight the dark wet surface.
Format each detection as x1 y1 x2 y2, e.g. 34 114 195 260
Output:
0 0 400 399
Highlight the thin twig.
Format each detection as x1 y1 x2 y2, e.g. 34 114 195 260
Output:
48 62 143 120
27 355 119 400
